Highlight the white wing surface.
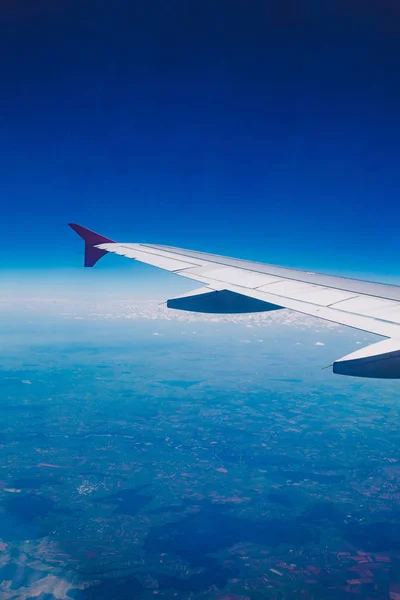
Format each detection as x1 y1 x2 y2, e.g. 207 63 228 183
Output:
69 223 400 379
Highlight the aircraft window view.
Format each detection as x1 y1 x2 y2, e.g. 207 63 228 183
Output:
2 2 400 600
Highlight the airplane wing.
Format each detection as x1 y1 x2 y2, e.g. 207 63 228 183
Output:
69 223 400 379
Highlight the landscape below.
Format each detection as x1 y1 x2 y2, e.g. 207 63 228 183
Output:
1 316 400 599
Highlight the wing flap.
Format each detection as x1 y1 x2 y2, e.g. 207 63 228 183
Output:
216 282 400 339
328 296 400 323
257 281 357 306
181 266 280 288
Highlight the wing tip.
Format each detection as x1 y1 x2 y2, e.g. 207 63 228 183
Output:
69 223 114 267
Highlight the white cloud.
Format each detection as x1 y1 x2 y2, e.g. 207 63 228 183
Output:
315 341 325 346
0 293 351 334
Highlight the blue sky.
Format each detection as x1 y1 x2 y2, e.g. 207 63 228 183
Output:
1 0 400 298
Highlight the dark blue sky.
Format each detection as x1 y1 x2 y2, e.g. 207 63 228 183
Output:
2 0 400 286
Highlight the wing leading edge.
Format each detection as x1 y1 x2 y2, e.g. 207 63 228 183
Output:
69 223 400 378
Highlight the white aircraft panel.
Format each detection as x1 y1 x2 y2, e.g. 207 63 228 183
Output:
98 243 200 272
288 288 357 306
127 250 200 271
368 306 400 323
224 283 400 339
132 244 205 267
333 296 400 318
197 267 280 288
258 280 317 294
257 281 357 306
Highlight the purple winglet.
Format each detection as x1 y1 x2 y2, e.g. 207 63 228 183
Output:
68 223 115 267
